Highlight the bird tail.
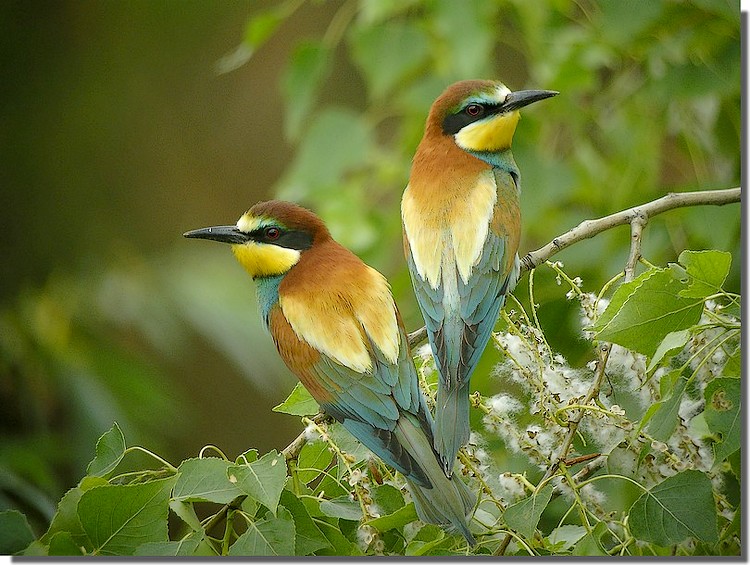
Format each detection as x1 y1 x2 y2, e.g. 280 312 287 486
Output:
407 473 476 546
434 381 471 477
396 412 476 546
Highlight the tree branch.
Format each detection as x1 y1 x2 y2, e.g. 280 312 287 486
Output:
408 187 740 348
520 187 740 271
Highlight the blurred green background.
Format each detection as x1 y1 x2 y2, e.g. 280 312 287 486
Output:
0 0 740 535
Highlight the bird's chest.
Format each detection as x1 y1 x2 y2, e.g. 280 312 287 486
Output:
403 173 498 290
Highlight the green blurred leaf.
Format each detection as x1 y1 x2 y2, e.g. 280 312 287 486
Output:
503 484 554 540
279 490 331 555
629 470 718 546
273 382 320 416
431 0 495 78
86 422 126 478
277 108 374 201
349 22 430 99
216 3 292 74
704 378 740 465
228 507 295 556
593 269 703 357
283 41 332 140
677 249 732 298
173 458 244 504
228 450 287 515
0 509 35 555
77 476 175 556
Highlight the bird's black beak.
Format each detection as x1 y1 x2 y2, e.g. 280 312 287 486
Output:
183 225 250 244
501 89 558 112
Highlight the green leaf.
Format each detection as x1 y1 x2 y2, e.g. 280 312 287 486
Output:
134 534 203 556
295 439 333 484
236 448 259 465
41 476 108 546
677 249 732 298
646 330 690 373
571 521 608 556
645 369 689 442
173 458 244 504
722 344 741 377
47 531 84 556
313 517 362 556
503 484 554 540
0 510 35 555
704 378 740 465
272 382 320 416
371 483 405 516
405 524 447 556
593 268 703 357
228 450 287 515
169 500 203 532
628 470 718 546
349 22 430 99
86 422 126 478
282 41 332 140
319 495 363 521
215 5 289 74
279 490 331 555
228 507 295 556
545 524 588 552
432 0 495 77
78 476 176 556
276 108 373 202
367 503 418 533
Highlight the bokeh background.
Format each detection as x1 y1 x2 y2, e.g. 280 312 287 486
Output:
1 0 740 535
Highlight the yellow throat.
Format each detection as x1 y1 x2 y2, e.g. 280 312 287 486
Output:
455 110 520 152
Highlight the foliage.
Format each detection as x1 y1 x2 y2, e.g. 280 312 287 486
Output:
4 247 739 556
1 0 740 558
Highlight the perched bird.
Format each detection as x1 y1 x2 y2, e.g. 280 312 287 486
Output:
402 80 557 475
184 200 476 545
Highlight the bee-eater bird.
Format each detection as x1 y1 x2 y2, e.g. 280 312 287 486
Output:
402 80 557 475
184 200 476 545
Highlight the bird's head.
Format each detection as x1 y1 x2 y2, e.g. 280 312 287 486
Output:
184 200 329 279
428 79 558 153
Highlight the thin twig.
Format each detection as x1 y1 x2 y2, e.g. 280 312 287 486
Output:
521 187 740 271
624 213 647 282
542 342 611 483
281 412 331 461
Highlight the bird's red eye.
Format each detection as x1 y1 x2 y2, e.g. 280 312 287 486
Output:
264 227 281 240
466 104 482 117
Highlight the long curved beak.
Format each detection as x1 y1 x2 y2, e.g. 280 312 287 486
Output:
183 225 250 244
501 89 558 112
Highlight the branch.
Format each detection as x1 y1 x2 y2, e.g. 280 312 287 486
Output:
520 187 740 271
281 412 331 461
407 187 740 348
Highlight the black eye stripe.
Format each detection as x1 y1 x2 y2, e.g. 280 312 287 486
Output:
247 227 313 251
442 102 503 135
